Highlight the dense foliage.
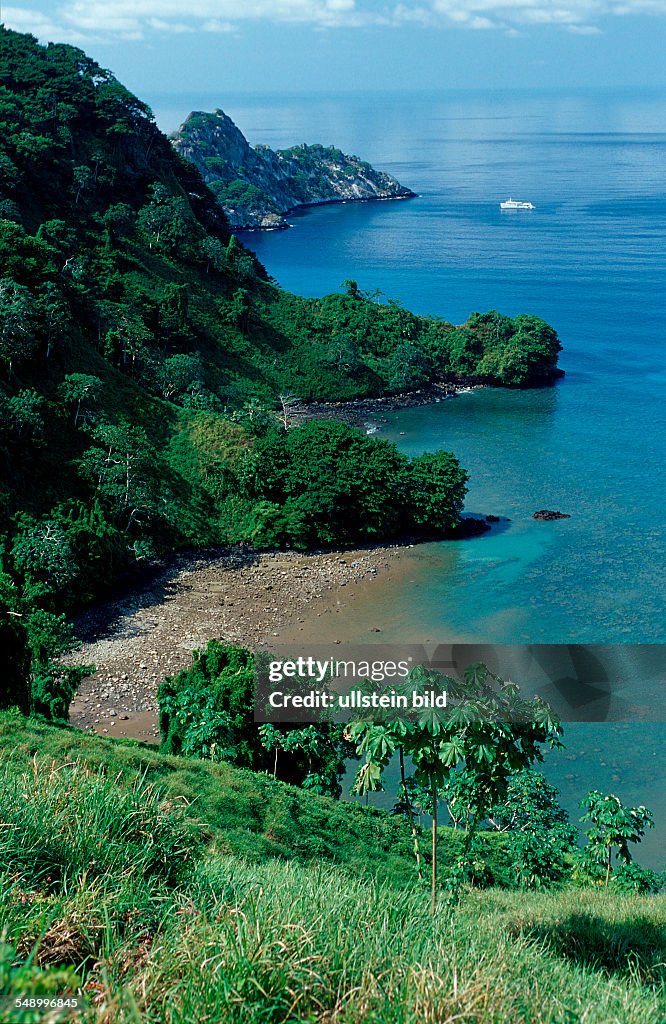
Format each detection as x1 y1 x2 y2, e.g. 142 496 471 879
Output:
236 419 468 547
158 640 354 796
444 767 577 887
350 663 564 908
0 26 563 720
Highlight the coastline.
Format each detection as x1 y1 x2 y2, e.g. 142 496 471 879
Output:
238 190 417 231
63 374 515 746
291 381 485 430
64 384 502 746
67 541 421 743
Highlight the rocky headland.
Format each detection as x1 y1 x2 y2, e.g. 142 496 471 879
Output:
170 108 415 229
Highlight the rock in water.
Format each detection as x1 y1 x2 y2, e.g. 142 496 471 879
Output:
533 510 571 520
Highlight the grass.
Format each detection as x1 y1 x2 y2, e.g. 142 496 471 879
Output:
0 711 417 882
1 711 665 1023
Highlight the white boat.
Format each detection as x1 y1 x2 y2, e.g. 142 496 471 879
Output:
500 197 535 210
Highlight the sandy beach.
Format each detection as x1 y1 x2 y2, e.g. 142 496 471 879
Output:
64 392 496 746
66 543 421 743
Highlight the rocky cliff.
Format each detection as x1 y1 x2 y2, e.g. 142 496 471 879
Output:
170 109 415 230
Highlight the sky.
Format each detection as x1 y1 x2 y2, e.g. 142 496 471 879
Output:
3 1 666 118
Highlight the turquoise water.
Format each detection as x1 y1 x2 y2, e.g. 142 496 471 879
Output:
158 89 666 863
226 88 666 646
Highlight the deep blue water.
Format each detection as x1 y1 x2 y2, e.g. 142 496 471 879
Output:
224 89 666 647
158 89 666 863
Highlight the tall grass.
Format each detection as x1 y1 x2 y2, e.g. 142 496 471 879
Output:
100 858 666 1024
1 716 665 1023
0 754 201 1019
0 711 417 882
0 757 202 890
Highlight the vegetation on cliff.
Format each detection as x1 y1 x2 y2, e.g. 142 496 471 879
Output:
0 25 565 721
171 108 415 229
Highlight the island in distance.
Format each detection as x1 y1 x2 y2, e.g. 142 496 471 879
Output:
170 108 415 230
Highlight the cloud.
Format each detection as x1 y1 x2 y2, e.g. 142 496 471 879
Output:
2 5 91 42
147 18 196 34
1 1 360 42
4 0 666 43
423 0 666 31
201 20 236 33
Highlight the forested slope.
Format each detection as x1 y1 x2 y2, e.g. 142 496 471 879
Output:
0 26 561 717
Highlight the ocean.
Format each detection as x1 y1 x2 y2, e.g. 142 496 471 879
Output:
154 88 666 864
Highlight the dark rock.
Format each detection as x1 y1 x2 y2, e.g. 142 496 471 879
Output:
485 514 501 523
533 510 571 521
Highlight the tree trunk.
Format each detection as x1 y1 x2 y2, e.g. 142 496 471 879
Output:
431 777 438 914
605 849 612 888
399 746 423 882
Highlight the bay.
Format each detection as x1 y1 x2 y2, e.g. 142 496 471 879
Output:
157 88 666 866
226 88 666 645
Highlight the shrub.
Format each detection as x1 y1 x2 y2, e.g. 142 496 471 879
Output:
158 642 353 797
158 641 261 766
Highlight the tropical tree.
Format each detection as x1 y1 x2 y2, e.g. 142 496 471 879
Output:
353 717 425 881
78 422 157 532
59 373 103 425
406 450 468 534
580 790 654 887
0 553 92 720
350 663 561 911
11 519 79 598
229 287 251 333
258 723 352 798
225 235 256 282
277 392 299 430
137 183 195 254
24 608 93 721
158 641 260 764
445 766 576 887
72 163 93 204
385 342 432 392
200 235 227 274
156 353 204 401
8 389 45 440
0 278 39 372
101 202 134 246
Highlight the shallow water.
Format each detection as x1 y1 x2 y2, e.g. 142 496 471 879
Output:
228 89 666 645
160 87 666 866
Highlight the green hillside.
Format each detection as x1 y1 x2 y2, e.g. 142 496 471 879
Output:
0 24 564 721
1 712 665 1023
